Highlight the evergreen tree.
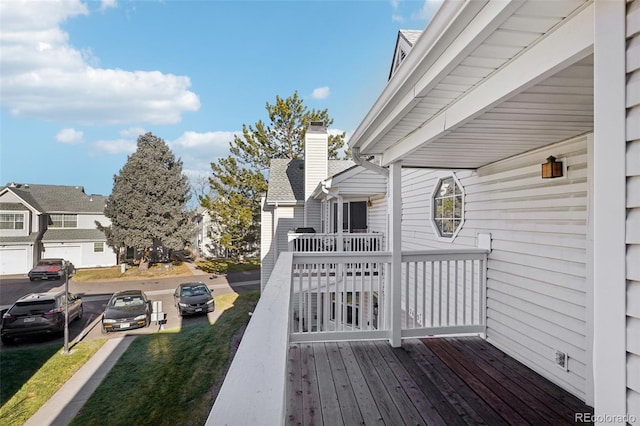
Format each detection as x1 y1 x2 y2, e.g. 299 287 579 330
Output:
100 132 192 267
204 91 346 256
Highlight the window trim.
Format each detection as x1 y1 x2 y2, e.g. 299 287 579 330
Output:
94 242 104 253
430 172 465 242
0 212 25 230
50 214 78 228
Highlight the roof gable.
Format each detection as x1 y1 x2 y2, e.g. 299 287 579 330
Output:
1 183 107 213
266 159 355 204
389 29 423 80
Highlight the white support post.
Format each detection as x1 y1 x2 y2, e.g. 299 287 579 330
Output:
593 0 627 419
388 161 402 347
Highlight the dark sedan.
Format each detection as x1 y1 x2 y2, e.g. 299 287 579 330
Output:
1 291 83 344
102 290 151 333
28 258 75 281
174 282 214 316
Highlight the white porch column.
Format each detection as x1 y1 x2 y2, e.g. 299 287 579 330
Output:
593 0 627 419
337 195 344 252
388 161 402 347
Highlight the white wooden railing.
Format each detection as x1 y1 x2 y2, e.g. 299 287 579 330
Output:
290 249 488 342
208 248 488 424
287 232 384 252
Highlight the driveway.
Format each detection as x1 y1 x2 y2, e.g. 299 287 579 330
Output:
0 268 260 350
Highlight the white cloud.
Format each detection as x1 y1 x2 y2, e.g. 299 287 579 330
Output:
100 0 117 11
310 86 330 100
170 130 237 177
119 127 147 139
93 138 137 155
172 131 236 150
0 0 200 125
56 128 84 144
412 0 443 21
392 14 404 23
390 0 400 8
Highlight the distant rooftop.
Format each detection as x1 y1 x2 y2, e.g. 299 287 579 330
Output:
1 183 107 213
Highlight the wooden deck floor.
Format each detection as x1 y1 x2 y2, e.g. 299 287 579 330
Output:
287 337 593 425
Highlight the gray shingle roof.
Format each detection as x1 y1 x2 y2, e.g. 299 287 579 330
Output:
1 184 107 213
42 228 107 242
266 159 355 204
0 232 39 244
266 159 305 204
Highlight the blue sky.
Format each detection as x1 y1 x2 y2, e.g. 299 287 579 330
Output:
1 0 440 197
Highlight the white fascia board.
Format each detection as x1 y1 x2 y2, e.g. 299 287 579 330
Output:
381 2 594 167
349 0 478 152
0 188 42 215
364 0 523 156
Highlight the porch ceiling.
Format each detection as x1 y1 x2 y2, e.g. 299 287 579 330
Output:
351 0 594 169
395 56 594 168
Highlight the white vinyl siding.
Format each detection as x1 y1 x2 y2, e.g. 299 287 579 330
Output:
368 196 387 235
260 199 274 290
401 135 589 400
331 168 387 196
626 0 640 418
276 207 304 255
304 132 327 230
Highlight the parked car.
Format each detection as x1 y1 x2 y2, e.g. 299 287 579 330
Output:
102 290 152 333
174 282 214 316
28 258 75 281
1 291 83 344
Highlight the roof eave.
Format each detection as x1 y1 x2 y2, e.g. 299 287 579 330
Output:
348 0 479 153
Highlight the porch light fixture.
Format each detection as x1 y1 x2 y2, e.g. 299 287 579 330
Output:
541 156 563 179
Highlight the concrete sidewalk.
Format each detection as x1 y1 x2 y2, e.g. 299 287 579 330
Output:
25 335 136 426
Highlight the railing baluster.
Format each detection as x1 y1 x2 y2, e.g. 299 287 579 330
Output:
471 260 475 325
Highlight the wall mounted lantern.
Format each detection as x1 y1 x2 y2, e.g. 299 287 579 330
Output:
542 156 563 179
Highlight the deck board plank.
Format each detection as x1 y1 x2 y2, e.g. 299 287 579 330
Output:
447 337 576 425
324 342 365 425
313 343 344 426
423 338 533 425
427 338 556 426
462 337 592 420
286 337 594 425
373 341 455 425
336 342 385 425
359 341 426 425
351 341 408 425
300 343 323 426
402 340 498 426
287 344 304 426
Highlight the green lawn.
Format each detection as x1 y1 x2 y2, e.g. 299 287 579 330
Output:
70 291 259 426
0 339 106 426
73 262 192 282
195 258 260 274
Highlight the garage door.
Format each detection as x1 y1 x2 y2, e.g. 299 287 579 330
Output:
0 248 29 275
44 246 82 268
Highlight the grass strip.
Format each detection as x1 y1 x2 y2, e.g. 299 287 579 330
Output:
70 291 259 426
0 339 106 425
73 262 192 282
196 258 260 274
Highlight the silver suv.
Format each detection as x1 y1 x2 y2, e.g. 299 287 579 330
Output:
1 291 83 344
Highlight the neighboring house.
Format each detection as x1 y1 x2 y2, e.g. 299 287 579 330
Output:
0 183 116 274
260 122 387 289
191 206 225 259
211 0 639 423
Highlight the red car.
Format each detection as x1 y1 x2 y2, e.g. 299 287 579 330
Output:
28 258 75 281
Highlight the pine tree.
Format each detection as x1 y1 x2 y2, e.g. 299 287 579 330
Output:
204 91 346 256
100 132 192 268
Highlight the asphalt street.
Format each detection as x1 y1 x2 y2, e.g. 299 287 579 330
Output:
0 268 260 351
